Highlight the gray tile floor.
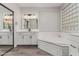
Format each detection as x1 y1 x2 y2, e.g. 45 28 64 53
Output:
4 45 52 56
0 46 13 56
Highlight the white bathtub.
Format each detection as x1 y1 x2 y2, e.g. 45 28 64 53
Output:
38 32 71 45
37 32 79 56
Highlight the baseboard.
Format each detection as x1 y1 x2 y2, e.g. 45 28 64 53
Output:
17 45 38 47
0 45 13 46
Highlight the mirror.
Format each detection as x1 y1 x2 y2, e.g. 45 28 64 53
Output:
3 14 12 31
0 3 14 56
22 13 38 31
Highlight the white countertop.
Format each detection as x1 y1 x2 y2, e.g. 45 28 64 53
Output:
31 29 39 32
0 30 10 33
15 29 28 33
15 29 39 33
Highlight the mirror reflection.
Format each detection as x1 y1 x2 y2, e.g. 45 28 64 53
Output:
23 13 38 30
0 4 14 56
3 14 12 31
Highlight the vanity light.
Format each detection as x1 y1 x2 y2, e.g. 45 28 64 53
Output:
24 15 31 20
24 14 38 19
4 15 12 20
32 15 38 19
4 15 12 24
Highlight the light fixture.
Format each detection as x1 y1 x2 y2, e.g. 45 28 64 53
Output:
4 15 12 20
24 14 38 19
4 15 12 24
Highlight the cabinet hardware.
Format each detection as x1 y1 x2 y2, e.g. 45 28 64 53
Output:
30 35 32 39
22 35 24 39
8 36 9 39
0 36 2 39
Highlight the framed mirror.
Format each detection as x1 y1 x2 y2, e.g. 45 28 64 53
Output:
22 13 38 30
0 3 14 56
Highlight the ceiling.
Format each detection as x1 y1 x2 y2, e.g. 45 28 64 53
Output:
16 3 63 7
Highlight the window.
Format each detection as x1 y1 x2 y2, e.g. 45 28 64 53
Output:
61 3 79 32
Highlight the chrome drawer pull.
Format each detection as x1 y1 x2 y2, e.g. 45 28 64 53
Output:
8 36 9 39
22 35 24 39
0 36 2 39
30 36 32 39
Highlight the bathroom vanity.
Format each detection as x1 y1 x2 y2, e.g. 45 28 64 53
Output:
14 13 39 46
15 29 38 45
0 30 12 45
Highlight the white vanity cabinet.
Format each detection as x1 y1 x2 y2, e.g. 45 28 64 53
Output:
16 31 38 45
7 32 13 44
16 32 31 45
23 33 31 45
0 32 12 45
16 32 24 45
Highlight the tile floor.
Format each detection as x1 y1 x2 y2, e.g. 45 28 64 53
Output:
0 45 13 56
4 45 52 56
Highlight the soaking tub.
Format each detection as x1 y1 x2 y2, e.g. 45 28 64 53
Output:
38 32 76 56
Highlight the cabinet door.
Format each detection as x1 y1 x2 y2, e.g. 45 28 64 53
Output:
16 32 24 45
31 32 38 45
0 33 9 44
8 33 13 45
0 33 3 44
23 33 31 45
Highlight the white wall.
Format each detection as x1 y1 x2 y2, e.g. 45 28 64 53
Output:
21 7 60 32
39 8 60 32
